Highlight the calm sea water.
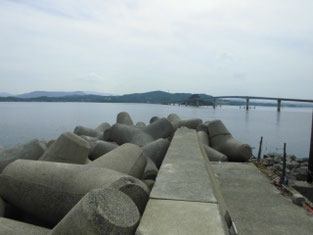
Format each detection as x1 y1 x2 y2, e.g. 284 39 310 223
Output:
0 102 312 158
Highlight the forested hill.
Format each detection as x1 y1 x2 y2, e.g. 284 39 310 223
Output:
0 90 213 104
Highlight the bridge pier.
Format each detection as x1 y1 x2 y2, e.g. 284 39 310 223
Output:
277 99 281 112
213 99 216 109
246 99 249 110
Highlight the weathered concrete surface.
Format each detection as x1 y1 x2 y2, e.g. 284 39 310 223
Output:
0 197 4 216
0 217 50 235
51 188 140 235
167 113 202 130
151 127 217 203
89 143 147 179
0 139 47 172
136 199 225 235
212 162 313 235
142 138 170 168
88 140 118 160
0 160 149 225
39 132 90 164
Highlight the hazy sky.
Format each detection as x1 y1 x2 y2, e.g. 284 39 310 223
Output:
0 0 312 98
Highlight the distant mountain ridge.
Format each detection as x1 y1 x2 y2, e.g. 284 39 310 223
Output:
0 90 213 104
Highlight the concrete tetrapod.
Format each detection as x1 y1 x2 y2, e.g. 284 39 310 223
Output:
136 122 146 128
167 113 203 131
89 143 147 179
0 217 50 235
207 120 252 162
149 116 160 124
117 112 135 126
0 139 47 173
142 138 170 169
197 131 227 162
143 157 158 180
50 188 140 235
0 160 149 225
74 122 111 140
0 197 4 217
39 132 90 164
109 118 173 147
88 140 118 160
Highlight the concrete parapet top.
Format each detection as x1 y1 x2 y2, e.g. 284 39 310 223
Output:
150 127 217 203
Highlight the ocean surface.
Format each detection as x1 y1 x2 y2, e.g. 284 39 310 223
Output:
0 102 312 158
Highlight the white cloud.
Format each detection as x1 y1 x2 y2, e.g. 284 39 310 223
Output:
0 0 312 98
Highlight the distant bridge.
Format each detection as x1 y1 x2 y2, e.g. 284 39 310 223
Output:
213 96 313 111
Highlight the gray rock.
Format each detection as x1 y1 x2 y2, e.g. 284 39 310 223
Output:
0 139 47 173
207 120 252 162
0 217 50 235
117 112 134 126
286 160 299 170
89 143 147 179
142 138 170 168
88 140 118 160
293 167 307 181
50 188 140 235
0 160 149 225
262 158 275 167
39 132 90 164
273 155 282 163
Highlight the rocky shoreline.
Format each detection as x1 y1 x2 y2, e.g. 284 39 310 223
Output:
260 153 309 182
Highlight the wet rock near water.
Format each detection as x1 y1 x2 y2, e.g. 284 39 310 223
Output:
0 112 252 234
262 153 309 181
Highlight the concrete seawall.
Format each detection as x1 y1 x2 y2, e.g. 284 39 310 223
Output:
136 127 228 234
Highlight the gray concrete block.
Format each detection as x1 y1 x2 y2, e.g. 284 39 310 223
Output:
51 188 140 235
89 143 147 179
149 116 160 124
203 145 228 162
0 139 47 173
136 199 225 235
74 126 99 138
151 127 217 203
168 113 203 130
109 118 173 147
142 138 170 168
39 132 90 164
143 157 158 180
117 111 134 126
197 130 209 146
136 122 146 128
207 120 252 162
143 180 155 191
95 122 111 133
88 140 118 160
0 160 149 225
0 197 4 217
0 217 50 235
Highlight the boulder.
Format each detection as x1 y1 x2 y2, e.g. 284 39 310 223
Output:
293 167 307 181
167 113 203 130
262 158 275 167
89 143 147 179
50 188 140 235
0 160 149 225
117 112 134 126
39 132 90 164
207 120 252 162
0 217 50 235
109 118 173 147
0 139 47 173
142 138 170 168
88 140 118 160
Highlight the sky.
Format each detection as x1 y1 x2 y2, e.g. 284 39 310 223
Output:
0 0 312 98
